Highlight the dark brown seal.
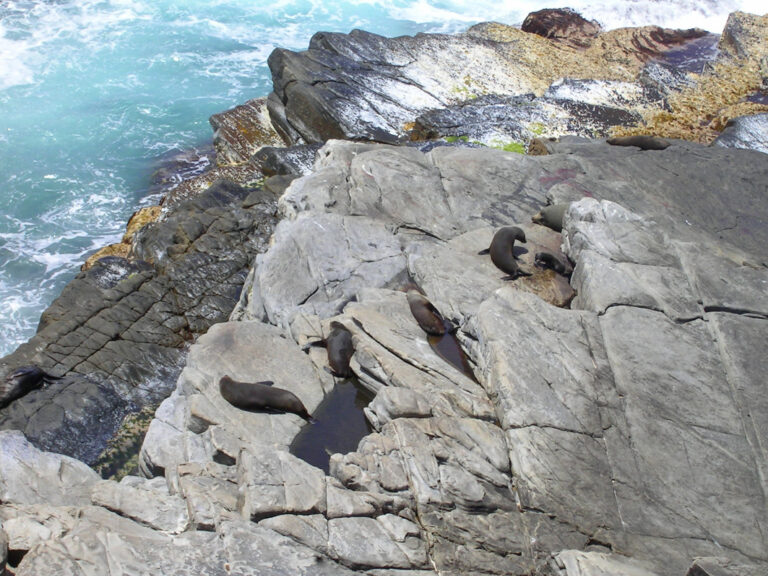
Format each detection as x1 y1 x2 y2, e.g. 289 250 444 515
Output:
479 226 530 278
534 251 572 276
303 321 355 378
0 365 62 409
219 375 313 421
531 203 568 232
606 135 670 150
406 290 447 336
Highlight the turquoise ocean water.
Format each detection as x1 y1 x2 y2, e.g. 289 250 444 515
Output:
0 0 763 356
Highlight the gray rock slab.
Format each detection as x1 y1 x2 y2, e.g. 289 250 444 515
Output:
221 519 356 575
260 514 330 556
327 515 428 569
90 478 190 534
599 306 767 569
177 320 325 451
237 446 326 521
555 550 661 576
542 139 768 259
245 213 405 327
0 431 99 507
466 289 606 436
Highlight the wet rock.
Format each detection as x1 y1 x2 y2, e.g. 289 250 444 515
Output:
713 113 768 154
252 143 323 176
209 97 285 165
0 177 280 463
521 8 601 49
412 92 643 146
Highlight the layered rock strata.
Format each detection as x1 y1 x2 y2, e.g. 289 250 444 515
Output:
2 138 765 575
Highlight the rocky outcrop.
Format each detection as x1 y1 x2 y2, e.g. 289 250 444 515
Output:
266 21 708 147
713 113 768 153
1 134 767 574
2 9 768 576
521 8 601 49
0 178 280 465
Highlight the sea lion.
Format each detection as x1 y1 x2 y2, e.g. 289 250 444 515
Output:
479 226 530 278
219 375 313 421
406 290 447 336
0 365 63 409
531 203 568 232
534 251 571 276
606 135 670 150
303 321 355 378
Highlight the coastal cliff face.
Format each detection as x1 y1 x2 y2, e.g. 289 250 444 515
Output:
1 9 767 576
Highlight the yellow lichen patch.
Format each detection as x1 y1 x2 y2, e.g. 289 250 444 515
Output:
469 22 707 91
123 205 162 243
611 58 768 143
92 404 158 480
81 243 132 271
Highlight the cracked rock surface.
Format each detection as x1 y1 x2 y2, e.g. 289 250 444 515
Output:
0 178 280 465
1 137 766 575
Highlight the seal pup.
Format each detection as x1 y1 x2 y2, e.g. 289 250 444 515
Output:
406 290 447 336
531 203 568 232
479 226 531 279
534 251 572 276
219 375 313 421
0 365 63 409
303 321 355 378
606 135 670 150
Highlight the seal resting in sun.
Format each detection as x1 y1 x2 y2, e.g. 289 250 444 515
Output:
606 135 670 150
218 375 313 421
406 290 448 336
479 226 531 279
0 365 63 409
303 321 355 378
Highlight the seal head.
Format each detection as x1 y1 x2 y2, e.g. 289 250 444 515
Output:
0 366 62 409
406 290 447 336
534 251 571 276
219 375 313 421
531 204 568 232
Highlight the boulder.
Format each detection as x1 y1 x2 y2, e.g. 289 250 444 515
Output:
521 8 601 49
0 431 99 507
713 113 768 154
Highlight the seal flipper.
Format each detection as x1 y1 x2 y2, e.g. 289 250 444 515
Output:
302 340 328 352
477 248 490 255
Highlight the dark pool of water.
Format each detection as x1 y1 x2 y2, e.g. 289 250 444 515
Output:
428 320 479 383
290 378 375 474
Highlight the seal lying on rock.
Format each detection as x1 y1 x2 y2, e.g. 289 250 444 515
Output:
406 290 448 336
534 251 572 276
531 203 568 232
479 226 531 278
303 321 355 378
0 365 63 409
606 135 670 150
219 375 313 421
